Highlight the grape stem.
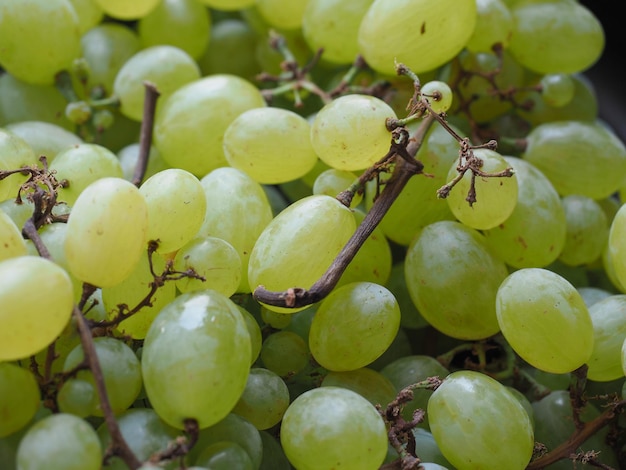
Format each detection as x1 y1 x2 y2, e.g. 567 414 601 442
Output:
132 81 160 187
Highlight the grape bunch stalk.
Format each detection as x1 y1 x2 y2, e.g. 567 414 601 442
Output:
0 1 625 470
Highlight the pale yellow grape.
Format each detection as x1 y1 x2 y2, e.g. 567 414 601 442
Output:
609 204 626 290
114 45 201 122
0 208 27 262
154 74 266 177
312 169 361 208
139 168 207 254
445 148 518 230
237 306 263 365
320 367 397 408
68 0 104 34
5 121 83 161
0 129 38 202
196 0 255 10
256 0 310 30
50 143 124 207
302 0 375 65
64 177 149 288
622 337 626 378
310 94 396 171
420 80 453 114
586 296 626 382
248 194 356 313
558 195 608 267
358 0 477 75
465 0 513 52
223 107 318 184
174 236 242 297
0 363 40 437
94 0 160 19
0 0 81 85
0 256 74 361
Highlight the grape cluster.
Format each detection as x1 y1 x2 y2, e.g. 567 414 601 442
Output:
1 0 625 469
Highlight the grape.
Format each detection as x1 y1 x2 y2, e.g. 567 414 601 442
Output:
302 0 375 65
196 0 256 10
67 0 103 34
312 169 361 207
508 0 604 74
428 371 534 470
223 107 318 184
248 194 356 313
321 367 397 408
622 336 626 378
445 148 518 230
404 220 508 340
153 74 266 177
0 208 27 262
141 290 251 429
523 120 626 199
0 256 74 361
0 363 40 437
280 387 388 470
50 143 124 206
260 306 292 329
0 129 38 202
465 0 513 52
259 430 291 470
231 367 290 430
540 73 575 108
607 202 626 289
195 441 254 470
578 286 613 308
310 93 397 172
496 268 594 374
5 121 83 161
57 378 96 418
0 0 81 85
64 100 91 125
236 305 263 366
139 168 206 254
384 262 430 330
256 0 310 30
117 142 170 182
586 295 626 382
260 330 309 378
138 0 211 60
410 429 453 468
64 177 149 288
483 156 567 269
113 45 201 122
420 81 453 114
93 0 160 20
309 281 401 371
358 0 477 75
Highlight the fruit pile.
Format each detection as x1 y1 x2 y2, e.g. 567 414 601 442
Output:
1 0 625 469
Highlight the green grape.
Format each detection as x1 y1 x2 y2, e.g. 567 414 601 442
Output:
0 256 74 361
93 108 142 154
93 0 160 20
0 199 34 235
142 290 251 429
63 337 142 416
173 236 242 297
260 306 292 329
607 203 626 289
231 367 290 430
0 208 27 262
309 281 400 371
586 295 626 382
259 430 291 470
154 74 266 177
198 167 273 293
508 0 604 74
57 378 96 418
483 156 567 269
97 408 180 470
68 0 103 34
223 107 318 184
310 93 396 171
64 100 91 125
280 386 388 470
187 413 262 468
496 268 594 374
523 120 626 200
16 413 102 470
64 177 149 288
49 143 124 207
236 305 263 366
367 327 414 371
420 81 453 114
380 355 450 429
302 0 374 65
117 142 170 183
196 0 256 10
505 386 535 428
337 208 392 289
445 148 518 230
558 194 608 266
578 286 613 308
102 248 176 340
622 336 626 378
138 0 211 60
405 220 508 340
5 121 83 161
139 168 207 254
540 73 575 107
384 262 429 330
248 194 356 313
197 19 261 81
428 371 534 470
0 0 81 85
80 23 141 95
321 367 397 408
465 0 513 52
0 129 38 202
366 122 459 246
283 306 316 341
357 0 477 75
411 428 453 468
312 169 361 208
195 441 254 470
113 45 201 122
0 363 40 437
0 74 71 131
260 330 309 377
256 0 310 30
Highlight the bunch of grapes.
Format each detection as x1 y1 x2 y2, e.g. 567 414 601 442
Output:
1 0 625 469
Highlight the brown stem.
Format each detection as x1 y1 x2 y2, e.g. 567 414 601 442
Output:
132 81 160 187
22 218 51 258
253 115 435 309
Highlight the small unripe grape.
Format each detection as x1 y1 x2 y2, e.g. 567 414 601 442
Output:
420 81 453 114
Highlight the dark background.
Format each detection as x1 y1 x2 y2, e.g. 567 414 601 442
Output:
579 1 626 143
